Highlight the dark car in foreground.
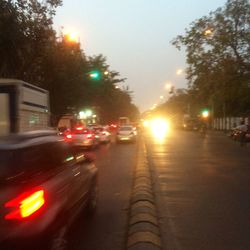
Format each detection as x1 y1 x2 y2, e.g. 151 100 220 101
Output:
0 130 98 249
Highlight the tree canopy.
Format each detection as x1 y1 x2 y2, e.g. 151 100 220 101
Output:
171 0 250 118
0 0 139 123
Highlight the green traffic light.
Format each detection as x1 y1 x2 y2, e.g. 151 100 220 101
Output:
89 70 101 80
201 109 209 118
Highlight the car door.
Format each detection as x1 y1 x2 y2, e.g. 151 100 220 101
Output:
73 150 96 203
49 142 84 210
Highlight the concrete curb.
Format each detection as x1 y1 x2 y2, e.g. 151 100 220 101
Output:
127 137 162 249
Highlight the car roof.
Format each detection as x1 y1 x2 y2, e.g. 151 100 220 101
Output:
0 130 61 150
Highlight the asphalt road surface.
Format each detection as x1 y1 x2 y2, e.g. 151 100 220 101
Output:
145 129 250 250
67 139 137 250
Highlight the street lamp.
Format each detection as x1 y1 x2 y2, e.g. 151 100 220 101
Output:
165 83 172 90
176 69 183 75
165 83 174 94
204 29 213 36
104 70 109 76
64 31 79 43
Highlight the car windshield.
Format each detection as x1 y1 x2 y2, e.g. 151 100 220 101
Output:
93 128 103 132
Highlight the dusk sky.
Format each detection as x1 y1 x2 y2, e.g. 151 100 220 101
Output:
54 0 227 112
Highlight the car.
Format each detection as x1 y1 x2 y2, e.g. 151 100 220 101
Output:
92 126 111 143
116 125 137 143
66 126 99 149
0 130 98 249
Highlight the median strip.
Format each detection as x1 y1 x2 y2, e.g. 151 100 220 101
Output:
127 136 162 249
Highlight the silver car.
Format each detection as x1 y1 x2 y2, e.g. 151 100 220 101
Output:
116 125 137 143
69 127 99 149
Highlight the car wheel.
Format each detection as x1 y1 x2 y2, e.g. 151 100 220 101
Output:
86 182 98 214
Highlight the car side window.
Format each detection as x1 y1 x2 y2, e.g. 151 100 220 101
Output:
19 144 54 171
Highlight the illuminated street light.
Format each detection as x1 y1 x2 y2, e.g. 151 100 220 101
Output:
64 31 79 43
79 111 86 119
160 95 164 100
204 29 213 36
79 109 93 119
176 69 183 75
85 109 93 117
165 83 172 90
104 70 109 76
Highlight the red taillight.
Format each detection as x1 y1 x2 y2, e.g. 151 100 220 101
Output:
65 134 73 141
5 189 45 220
66 134 72 139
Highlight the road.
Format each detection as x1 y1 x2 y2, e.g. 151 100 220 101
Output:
145 129 250 250
67 138 137 250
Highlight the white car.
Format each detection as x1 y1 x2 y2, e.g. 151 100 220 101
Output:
92 126 111 143
116 125 137 143
67 127 99 149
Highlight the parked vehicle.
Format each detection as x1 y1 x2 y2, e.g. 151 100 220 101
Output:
116 125 137 143
230 127 250 143
0 130 98 249
66 126 99 149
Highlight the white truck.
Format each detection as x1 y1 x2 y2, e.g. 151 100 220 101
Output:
0 79 50 136
118 117 130 126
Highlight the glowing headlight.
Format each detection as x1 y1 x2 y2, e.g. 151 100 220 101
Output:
150 118 169 139
143 120 149 127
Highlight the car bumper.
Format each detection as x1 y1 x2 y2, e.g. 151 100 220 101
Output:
73 140 94 147
0 201 64 244
116 135 135 141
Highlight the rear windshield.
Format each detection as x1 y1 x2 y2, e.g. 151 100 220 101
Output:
73 129 90 134
93 128 103 132
119 126 133 131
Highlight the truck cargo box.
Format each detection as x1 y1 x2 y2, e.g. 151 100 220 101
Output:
0 79 49 135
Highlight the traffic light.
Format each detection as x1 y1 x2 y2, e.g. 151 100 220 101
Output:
89 70 101 80
201 109 210 118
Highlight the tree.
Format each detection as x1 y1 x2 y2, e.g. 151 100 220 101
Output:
172 0 250 117
85 54 138 123
0 1 139 122
0 0 62 81
41 34 89 115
